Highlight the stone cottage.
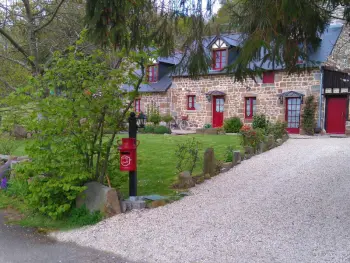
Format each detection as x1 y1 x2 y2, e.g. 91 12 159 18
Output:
127 23 350 135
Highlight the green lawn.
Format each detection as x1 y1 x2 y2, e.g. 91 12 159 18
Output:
11 134 242 197
130 134 242 196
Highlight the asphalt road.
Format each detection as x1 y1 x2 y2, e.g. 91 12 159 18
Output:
0 212 137 263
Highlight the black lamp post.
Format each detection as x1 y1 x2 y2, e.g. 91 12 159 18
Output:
128 112 137 197
137 112 146 128
127 111 147 198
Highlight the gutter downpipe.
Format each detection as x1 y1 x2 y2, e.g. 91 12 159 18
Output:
318 66 324 129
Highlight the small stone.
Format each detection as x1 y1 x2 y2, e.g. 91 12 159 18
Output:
13 125 27 139
222 162 233 169
276 138 283 146
177 171 195 188
203 148 215 176
204 173 211 179
149 200 167 208
233 151 241 165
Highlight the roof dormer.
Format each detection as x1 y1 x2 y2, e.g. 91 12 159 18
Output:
211 38 228 49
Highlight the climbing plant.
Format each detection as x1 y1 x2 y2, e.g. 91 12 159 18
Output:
301 95 317 135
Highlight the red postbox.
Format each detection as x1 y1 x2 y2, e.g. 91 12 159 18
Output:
117 138 139 171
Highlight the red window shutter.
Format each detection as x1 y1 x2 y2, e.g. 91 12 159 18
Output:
262 71 275 84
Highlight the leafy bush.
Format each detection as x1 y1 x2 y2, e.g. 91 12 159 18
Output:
268 121 288 139
174 137 201 174
154 126 171 134
143 125 155 133
147 102 161 125
67 205 102 227
301 95 317 135
161 114 173 124
0 136 19 155
203 123 212 129
239 125 263 149
252 114 269 130
224 117 243 133
224 145 235 162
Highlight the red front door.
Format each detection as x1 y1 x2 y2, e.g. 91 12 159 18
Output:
212 96 224 127
285 97 301 134
326 97 347 134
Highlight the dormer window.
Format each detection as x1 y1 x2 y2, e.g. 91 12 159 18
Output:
147 64 158 83
213 49 227 70
211 38 228 70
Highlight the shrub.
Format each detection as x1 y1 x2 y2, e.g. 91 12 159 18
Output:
154 126 171 134
0 136 19 155
224 145 235 162
161 114 173 124
239 125 263 149
147 102 161 125
67 205 102 227
268 121 288 139
6 176 29 200
252 114 269 130
224 117 243 133
301 95 317 135
143 125 155 133
174 137 201 174
203 123 212 129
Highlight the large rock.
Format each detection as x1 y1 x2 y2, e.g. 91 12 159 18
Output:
203 148 215 176
76 182 121 218
13 125 27 139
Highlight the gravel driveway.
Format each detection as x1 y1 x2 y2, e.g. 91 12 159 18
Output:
53 138 350 263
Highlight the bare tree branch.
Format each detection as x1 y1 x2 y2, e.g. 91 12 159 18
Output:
0 77 15 91
34 0 67 33
0 54 31 70
0 28 36 70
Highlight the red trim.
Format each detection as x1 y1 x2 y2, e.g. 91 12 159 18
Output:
187 95 196 110
285 97 301 134
135 99 141 113
147 64 158 83
262 71 275 84
212 49 227 70
245 97 256 119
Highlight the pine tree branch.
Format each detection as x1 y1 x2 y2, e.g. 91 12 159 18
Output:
34 0 67 33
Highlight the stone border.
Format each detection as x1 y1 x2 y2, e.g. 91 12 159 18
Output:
174 133 289 191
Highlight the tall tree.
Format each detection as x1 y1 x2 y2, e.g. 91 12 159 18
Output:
226 0 350 80
0 0 85 76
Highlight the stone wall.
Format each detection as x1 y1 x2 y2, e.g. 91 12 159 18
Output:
137 92 170 115
171 71 321 129
324 24 350 72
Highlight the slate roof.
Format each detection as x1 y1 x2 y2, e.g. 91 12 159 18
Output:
124 24 343 92
123 74 173 93
122 53 181 93
175 24 343 76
